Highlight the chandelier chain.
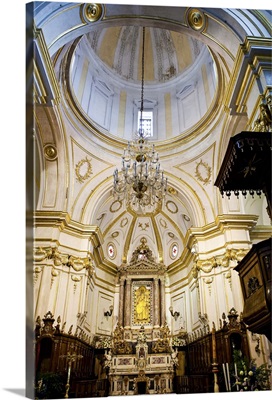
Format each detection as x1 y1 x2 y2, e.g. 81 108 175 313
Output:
140 27 145 120
112 26 167 214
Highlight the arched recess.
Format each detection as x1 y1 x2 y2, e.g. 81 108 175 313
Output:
165 174 214 228
34 106 69 212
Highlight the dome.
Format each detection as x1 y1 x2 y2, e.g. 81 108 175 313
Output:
70 26 217 142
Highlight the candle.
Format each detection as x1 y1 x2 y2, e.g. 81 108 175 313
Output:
222 363 228 391
234 363 239 391
226 362 231 392
212 326 216 363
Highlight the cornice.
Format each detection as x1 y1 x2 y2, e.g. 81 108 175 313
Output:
168 214 258 275
187 214 259 241
33 25 61 105
225 36 272 115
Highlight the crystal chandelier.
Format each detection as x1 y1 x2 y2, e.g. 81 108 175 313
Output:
113 27 167 213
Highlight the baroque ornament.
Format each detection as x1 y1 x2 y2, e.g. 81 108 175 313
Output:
195 159 211 185
192 248 250 278
44 144 57 161
75 157 93 183
110 200 122 213
166 200 178 214
187 8 206 31
81 3 103 22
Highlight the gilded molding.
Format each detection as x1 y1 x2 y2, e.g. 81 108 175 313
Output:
34 27 61 105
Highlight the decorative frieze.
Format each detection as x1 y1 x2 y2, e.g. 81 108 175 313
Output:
191 248 249 278
33 247 94 277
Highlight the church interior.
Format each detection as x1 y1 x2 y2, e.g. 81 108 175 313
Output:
26 2 272 398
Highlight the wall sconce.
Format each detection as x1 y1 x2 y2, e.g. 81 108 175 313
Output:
104 305 114 317
169 306 180 321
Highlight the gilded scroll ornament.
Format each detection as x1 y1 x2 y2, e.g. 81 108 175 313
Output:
44 144 57 160
195 159 211 185
192 248 249 275
75 157 93 183
167 186 177 195
253 98 272 132
34 247 94 275
34 266 42 285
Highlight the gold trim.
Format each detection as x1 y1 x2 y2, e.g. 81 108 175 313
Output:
60 35 224 154
110 200 122 213
107 242 116 260
44 144 58 161
81 3 103 23
187 8 206 31
166 200 178 214
195 159 211 185
75 157 93 183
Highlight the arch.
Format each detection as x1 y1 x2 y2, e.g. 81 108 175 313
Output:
34 5 269 62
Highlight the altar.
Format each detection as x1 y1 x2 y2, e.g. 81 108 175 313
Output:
101 238 178 395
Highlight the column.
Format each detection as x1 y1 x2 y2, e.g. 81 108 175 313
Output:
153 278 160 327
118 278 125 326
160 278 166 325
124 279 131 328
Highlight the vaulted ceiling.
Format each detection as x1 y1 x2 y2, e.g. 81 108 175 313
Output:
31 3 271 272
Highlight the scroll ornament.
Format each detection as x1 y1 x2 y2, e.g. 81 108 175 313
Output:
192 248 249 277
253 96 272 132
34 247 94 276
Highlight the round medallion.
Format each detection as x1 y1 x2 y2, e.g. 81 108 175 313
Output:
170 243 178 259
107 243 116 259
187 8 206 31
44 144 57 161
82 3 103 22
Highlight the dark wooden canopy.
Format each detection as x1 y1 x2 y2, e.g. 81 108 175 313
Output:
215 131 272 218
